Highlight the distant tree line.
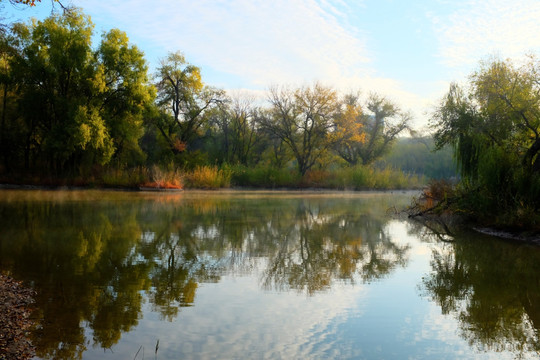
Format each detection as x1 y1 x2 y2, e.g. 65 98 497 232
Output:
378 137 456 179
0 8 451 182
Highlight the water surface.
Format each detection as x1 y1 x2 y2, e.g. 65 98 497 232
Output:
0 190 539 359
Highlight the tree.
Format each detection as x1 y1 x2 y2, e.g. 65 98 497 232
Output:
4 10 154 174
431 56 540 223
338 93 411 166
95 28 155 166
154 51 224 157
333 92 365 164
259 83 340 175
10 10 114 172
6 0 64 9
209 93 259 165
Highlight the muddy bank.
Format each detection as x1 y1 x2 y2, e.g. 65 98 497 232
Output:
473 227 540 246
0 274 36 360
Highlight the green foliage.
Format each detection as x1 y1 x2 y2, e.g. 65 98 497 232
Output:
1 9 154 174
229 164 301 188
432 56 540 228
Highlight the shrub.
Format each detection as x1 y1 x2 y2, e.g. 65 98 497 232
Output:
184 165 231 189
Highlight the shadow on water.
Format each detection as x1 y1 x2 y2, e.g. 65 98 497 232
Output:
410 219 540 358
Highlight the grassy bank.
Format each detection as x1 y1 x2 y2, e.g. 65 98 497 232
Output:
0 164 425 191
228 164 424 190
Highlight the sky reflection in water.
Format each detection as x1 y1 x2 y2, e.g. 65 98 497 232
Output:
0 190 539 359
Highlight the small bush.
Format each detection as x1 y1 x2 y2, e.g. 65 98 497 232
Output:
184 165 231 189
141 166 183 189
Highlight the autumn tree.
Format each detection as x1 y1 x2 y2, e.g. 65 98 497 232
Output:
5 0 65 9
154 51 224 157
338 94 411 166
333 92 365 164
259 83 340 175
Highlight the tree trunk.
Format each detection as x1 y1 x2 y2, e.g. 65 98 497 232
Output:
524 138 540 173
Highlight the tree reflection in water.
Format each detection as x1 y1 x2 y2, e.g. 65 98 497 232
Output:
260 200 409 294
0 190 410 359
414 222 540 357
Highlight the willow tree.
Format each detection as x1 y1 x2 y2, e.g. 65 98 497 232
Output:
6 9 154 173
95 28 155 166
431 56 540 220
10 10 113 172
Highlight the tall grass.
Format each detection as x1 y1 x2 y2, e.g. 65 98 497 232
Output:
184 165 232 189
228 165 300 188
321 165 424 190
143 166 183 189
100 167 151 188
15 163 423 191
100 166 183 189
227 164 424 190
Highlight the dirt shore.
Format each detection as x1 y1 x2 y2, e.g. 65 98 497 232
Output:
0 274 36 360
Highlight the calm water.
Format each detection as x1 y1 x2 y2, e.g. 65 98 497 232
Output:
0 190 539 360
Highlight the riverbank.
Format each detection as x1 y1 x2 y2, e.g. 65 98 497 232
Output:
0 164 426 191
0 274 36 360
407 180 540 244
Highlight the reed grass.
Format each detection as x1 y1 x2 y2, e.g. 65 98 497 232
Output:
184 165 231 189
100 167 151 188
228 164 424 190
228 165 300 188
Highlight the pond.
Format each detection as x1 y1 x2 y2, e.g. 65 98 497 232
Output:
0 189 539 359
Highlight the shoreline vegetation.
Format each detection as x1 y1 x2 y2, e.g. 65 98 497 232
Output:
408 180 540 242
1 7 539 235
0 9 452 201
0 164 425 191
408 57 540 236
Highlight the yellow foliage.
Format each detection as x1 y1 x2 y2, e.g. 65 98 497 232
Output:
334 103 365 146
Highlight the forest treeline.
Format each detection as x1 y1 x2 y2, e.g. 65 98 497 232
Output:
0 8 454 189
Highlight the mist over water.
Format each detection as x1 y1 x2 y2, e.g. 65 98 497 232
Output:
0 190 539 359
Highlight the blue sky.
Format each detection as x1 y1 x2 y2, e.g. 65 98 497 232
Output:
5 0 540 129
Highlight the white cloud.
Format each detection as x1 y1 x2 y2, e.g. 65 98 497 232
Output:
79 0 371 86
77 0 442 128
432 0 540 68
